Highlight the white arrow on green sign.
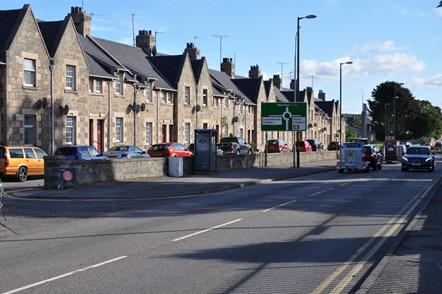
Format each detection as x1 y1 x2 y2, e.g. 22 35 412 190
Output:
261 102 307 131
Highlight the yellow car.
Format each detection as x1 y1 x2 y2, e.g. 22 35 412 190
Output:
0 146 47 182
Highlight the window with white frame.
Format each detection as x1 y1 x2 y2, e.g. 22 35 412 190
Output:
115 73 123 95
89 78 93 92
66 65 76 90
145 83 152 102
184 87 190 105
66 116 76 144
240 102 244 114
115 117 123 142
24 58 36 87
184 123 190 143
224 97 229 108
161 91 166 103
167 92 173 104
95 80 102 93
145 122 152 145
146 122 153 145
202 89 208 106
213 97 219 108
24 115 36 145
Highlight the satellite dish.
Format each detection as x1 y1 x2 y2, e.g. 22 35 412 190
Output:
127 104 133 112
140 103 146 111
196 105 201 112
64 105 69 115
36 100 42 109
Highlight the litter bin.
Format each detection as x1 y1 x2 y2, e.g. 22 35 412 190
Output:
168 157 183 177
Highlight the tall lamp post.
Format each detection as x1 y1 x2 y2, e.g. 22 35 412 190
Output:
393 82 404 140
295 14 317 102
339 61 352 146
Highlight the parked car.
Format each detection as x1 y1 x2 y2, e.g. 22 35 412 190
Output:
265 139 289 153
147 142 193 157
306 139 322 151
328 141 341 150
0 145 47 182
188 143 223 156
54 145 108 160
104 145 149 159
401 146 435 172
218 137 253 155
363 145 382 171
295 140 312 152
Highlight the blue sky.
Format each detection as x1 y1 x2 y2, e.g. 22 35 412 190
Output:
4 0 442 113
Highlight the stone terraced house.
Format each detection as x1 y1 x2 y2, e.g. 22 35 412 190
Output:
0 4 343 155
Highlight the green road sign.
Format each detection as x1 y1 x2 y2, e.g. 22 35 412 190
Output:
261 102 307 131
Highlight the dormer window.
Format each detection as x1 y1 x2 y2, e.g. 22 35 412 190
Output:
24 58 36 87
115 73 123 95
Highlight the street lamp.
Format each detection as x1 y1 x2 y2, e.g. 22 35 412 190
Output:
393 82 404 140
339 61 352 146
295 14 317 102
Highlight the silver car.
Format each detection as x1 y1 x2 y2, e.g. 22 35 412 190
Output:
104 145 149 159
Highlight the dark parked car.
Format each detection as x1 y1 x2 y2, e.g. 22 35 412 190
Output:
328 141 341 150
401 146 435 172
306 139 322 151
265 139 289 153
363 145 382 171
54 145 107 160
104 145 149 159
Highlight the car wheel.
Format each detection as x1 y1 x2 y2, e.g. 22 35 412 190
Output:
248 148 253 155
17 166 28 182
373 162 378 171
378 163 382 170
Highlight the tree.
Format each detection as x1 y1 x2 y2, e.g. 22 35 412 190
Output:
406 101 442 139
438 1 442 8
367 81 414 140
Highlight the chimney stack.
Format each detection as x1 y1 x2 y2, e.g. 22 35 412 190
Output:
69 6 91 36
184 43 200 60
221 58 235 78
248 65 261 79
136 30 156 56
273 74 282 89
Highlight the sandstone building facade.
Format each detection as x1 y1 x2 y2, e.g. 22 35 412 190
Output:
0 5 344 155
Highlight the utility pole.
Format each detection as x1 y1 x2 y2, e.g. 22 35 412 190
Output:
131 14 141 46
213 35 230 65
277 62 289 87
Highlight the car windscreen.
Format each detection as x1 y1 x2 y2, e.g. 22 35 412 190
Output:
407 148 429 155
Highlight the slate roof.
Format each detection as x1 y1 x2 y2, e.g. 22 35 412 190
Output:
315 100 336 118
147 54 184 88
191 58 205 84
38 19 65 57
209 69 254 104
77 34 122 79
263 80 289 102
93 37 173 90
0 6 26 61
232 77 262 104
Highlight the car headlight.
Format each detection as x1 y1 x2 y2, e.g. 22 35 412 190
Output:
425 158 432 162
402 157 408 162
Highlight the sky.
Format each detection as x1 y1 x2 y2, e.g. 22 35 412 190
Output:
3 0 442 114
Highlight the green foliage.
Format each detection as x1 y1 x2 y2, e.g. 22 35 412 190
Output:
367 81 442 141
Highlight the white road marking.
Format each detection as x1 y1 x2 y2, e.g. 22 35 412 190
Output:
172 219 242 242
262 199 298 212
2 256 128 294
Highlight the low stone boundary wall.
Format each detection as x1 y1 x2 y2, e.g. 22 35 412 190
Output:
44 151 338 189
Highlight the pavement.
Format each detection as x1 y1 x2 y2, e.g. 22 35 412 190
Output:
4 159 442 293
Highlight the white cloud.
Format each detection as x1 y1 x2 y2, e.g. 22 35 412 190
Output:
353 40 398 54
366 53 425 74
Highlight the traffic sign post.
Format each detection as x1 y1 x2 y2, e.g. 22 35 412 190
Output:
261 102 308 168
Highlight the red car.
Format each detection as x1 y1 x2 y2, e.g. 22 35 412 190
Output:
266 139 289 153
147 143 193 157
295 140 312 152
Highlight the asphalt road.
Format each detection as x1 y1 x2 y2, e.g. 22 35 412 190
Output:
0 163 439 293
